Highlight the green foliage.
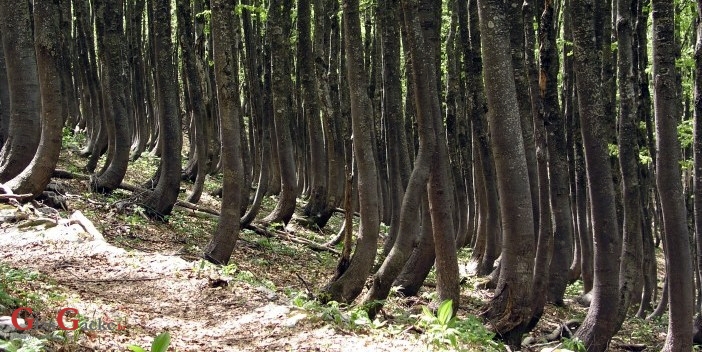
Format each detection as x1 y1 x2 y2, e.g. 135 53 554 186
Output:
291 293 385 330
0 264 41 311
61 127 86 150
561 337 587 352
234 4 267 21
416 300 503 351
607 143 619 158
564 280 584 297
678 119 694 149
0 336 48 352
638 147 653 165
127 332 171 352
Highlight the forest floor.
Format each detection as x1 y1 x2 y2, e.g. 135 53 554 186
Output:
0 139 671 351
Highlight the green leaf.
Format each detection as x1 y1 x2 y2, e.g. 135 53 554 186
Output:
421 305 434 320
151 332 171 352
437 300 453 326
126 345 147 352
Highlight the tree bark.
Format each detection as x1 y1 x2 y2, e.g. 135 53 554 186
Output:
320 0 380 304
614 0 644 329
652 0 694 349
5 0 66 197
263 0 299 225
203 0 244 265
477 0 536 345
299 0 330 228
571 0 623 349
0 0 40 182
91 0 131 193
542 0 573 306
139 0 183 217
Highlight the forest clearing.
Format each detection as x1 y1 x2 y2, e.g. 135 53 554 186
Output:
1 0 702 351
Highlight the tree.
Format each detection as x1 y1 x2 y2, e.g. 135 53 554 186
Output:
203 0 244 265
320 0 380 304
178 0 210 204
299 0 330 228
139 0 183 217
695 0 702 316
571 0 623 349
0 0 40 182
652 0 694 349
477 0 536 344
90 0 131 193
263 0 299 225
5 0 66 197
614 0 644 328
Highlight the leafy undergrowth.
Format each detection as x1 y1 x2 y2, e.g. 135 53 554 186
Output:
0 141 674 351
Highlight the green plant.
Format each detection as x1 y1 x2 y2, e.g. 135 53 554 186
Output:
127 332 171 352
0 336 48 352
561 337 586 352
0 264 41 310
416 300 503 352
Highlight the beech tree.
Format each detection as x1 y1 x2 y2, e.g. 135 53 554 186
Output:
0 0 40 182
477 0 536 344
571 0 623 349
4 0 66 197
652 0 694 349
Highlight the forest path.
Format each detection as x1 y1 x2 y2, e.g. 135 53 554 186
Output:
0 207 420 351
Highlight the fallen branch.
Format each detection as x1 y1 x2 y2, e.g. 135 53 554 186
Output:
244 223 340 255
53 169 90 180
0 193 33 202
332 207 360 217
52 169 337 255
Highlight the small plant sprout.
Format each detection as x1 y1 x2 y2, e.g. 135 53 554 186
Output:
127 331 171 352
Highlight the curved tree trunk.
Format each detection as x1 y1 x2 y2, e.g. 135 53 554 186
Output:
361 0 435 314
139 0 183 217
614 0 643 329
203 0 244 265
299 0 330 228
477 0 536 345
571 0 622 349
542 0 573 306
321 0 380 304
0 0 40 182
263 0 298 225
178 0 209 204
91 0 131 193
652 0 694 349
6 0 66 197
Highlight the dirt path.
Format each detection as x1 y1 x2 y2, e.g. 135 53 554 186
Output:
0 210 422 351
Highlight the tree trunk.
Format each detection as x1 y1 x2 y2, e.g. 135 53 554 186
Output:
542 0 573 306
477 0 536 345
91 0 131 193
178 0 209 204
320 0 380 304
0 0 40 182
695 0 702 315
571 0 622 348
139 0 183 217
5 0 66 197
263 0 298 225
299 0 330 228
0 29 9 145
652 0 694 349
203 0 244 265
614 0 643 328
